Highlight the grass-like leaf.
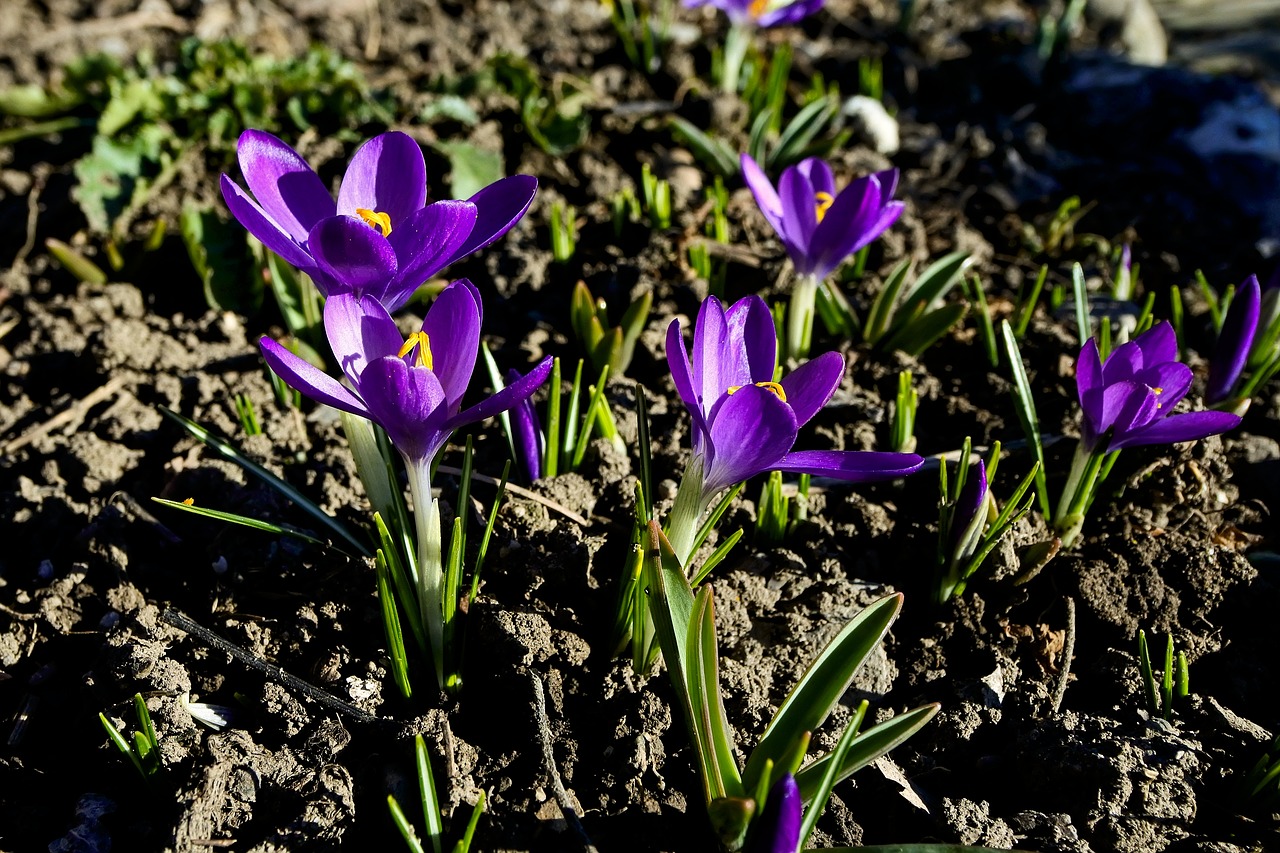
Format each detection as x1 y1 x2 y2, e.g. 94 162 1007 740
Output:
158 406 370 557
151 497 330 549
794 703 941 802
998 321 1051 517
743 592 903 794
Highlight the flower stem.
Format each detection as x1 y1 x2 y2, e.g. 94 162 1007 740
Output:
787 273 820 360
665 455 709 569
720 22 752 95
1053 439 1108 549
406 457 445 690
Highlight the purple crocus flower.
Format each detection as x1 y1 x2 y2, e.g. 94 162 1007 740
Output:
669 294 922 499
259 279 551 468
1207 274 1261 405
665 294 922 559
1076 322 1240 452
740 153 903 283
221 130 536 312
684 0 823 27
260 278 551 688
746 773 801 853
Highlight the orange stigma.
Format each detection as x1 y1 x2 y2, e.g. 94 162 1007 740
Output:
814 191 834 223
355 207 392 237
397 331 434 370
727 381 787 402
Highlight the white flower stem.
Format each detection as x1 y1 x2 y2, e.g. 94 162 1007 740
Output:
721 23 752 95
787 273 821 360
664 455 710 570
405 457 445 690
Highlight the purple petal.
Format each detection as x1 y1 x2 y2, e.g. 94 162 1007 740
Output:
507 368 543 482
335 132 427 228
1112 410 1242 451
703 385 799 496
450 175 539 261
447 357 554 431
380 200 479 311
422 278 483 411
220 175 316 270
777 166 819 268
1134 321 1178 367
323 293 403 387
359 356 450 462
779 350 844 426
1207 275 1261 403
810 173 901 280
1096 381 1159 438
1075 339 1104 409
756 0 824 26
693 296 732 413
667 317 709 449
235 130 334 242
741 154 786 239
747 773 802 853
769 449 924 481
795 157 835 199
308 216 399 294
259 337 368 417
874 168 900 203
1134 362 1193 413
1101 340 1144 384
726 294 777 385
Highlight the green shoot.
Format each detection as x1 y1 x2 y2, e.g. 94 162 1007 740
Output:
1137 630 1189 720
99 693 161 779
892 370 918 454
549 200 577 263
233 393 262 436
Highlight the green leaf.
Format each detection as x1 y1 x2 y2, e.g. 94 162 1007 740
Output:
794 703 941 802
0 83 85 117
416 735 445 853
376 551 412 699
181 202 261 314
434 140 504 201
72 133 155 234
668 116 738 177
999 321 1051 517
769 96 839 170
687 587 744 803
387 794 428 853
799 701 866 846
885 302 969 357
44 239 107 285
151 497 331 549
743 592 903 794
894 251 972 328
864 258 912 345
616 289 653 376
157 406 370 557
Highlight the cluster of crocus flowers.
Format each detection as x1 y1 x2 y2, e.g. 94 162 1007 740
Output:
1054 322 1241 547
1207 274 1280 415
221 129 536 311
741 153 904 358
664 293 923 563
260 281 552 687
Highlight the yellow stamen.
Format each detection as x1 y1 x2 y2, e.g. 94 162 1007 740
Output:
355 207 393 237
726 381 788 402
397 331 434 370
748 0 769 18
1153 385 1164 409
814 191 834 223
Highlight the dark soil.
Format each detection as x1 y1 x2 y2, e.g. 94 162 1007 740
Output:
3 1 1280 852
